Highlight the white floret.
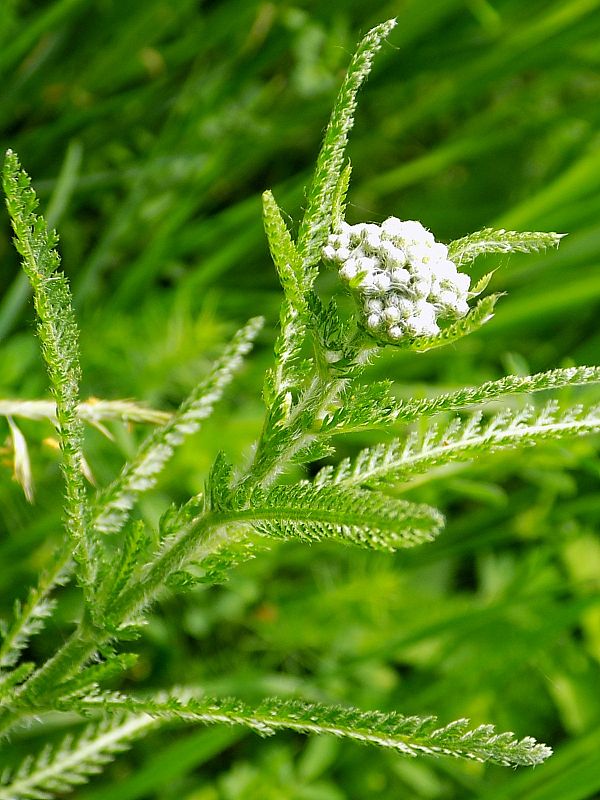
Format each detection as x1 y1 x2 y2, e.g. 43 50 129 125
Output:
339 260 359 281
373 272 391 292
395 219 435 246
436 288 459 307
366 313 382 330
358 256 379 273
347 223 368 245
430 241 449 260
406 315 439 337
449 271 471 293
405 241 435 266
390 267 411 287
359 274 380 295
406 300 440 336
411 263 433 297
380 216 405 237
382 305 401 323
453 297 470 316
366 298 383 313
388 324 404 339
379 240 403 262
322 245 337 261
387 295 414 317
365 232 382 249
397 298 415 317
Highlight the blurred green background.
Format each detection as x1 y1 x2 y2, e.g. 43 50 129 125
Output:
1 1 600 798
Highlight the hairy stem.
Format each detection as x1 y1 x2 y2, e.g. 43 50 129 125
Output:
248 376 345 487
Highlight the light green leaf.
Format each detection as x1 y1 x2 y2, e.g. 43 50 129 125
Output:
320 401 600 487
0 714 160 800
297 19 397 276
449 227 564 266
3 150 93 591
232 483 444 551
74 695 552 767
396 366 600 423
91 316 263 535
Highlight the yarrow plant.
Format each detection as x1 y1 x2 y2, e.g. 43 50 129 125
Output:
0 17 599 797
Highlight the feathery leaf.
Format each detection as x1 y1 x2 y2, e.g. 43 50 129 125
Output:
76 695 552 767
0 554 70 670
262 190 308 400
321 366 600 434
54 654 138 702
0 714 159 800
319 401 600 487
231 483 444 551
320 380 397 433
3 150 93 590
331 161 352 233
396 365 600 423
98 521 150 608
449 227 564 266
297 19 397 276
0 663 35 702
91 316 263 535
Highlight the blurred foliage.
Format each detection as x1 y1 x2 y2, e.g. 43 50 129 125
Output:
1 0 600 797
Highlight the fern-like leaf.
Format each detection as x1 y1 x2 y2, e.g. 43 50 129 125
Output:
97 520 150 608
331 161 352 233
320 380 397 433
230 484 443 551
319 401 600 487
0 714 159 800
321 366 600 434
3 150 93 591
262 190 306 306
53 654 138 702
262 190 308 400
0 554 70 670
401 294 500 353
297 19 397 276
91 316 263 535
0 663 35 702
449 227 563 266
395 365 600 423
76 695 552 767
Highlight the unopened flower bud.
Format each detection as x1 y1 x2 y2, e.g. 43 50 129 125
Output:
339 260 359 280
382 305 401 323
323 215 473 345
367 313 382 330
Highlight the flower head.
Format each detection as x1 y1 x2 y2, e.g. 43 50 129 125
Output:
323 217 471 343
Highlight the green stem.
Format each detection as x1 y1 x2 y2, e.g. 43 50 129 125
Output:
248 375 345 488
108 514 222 623
0 516 229 736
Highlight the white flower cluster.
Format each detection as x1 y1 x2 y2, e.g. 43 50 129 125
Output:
323 217 471 341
